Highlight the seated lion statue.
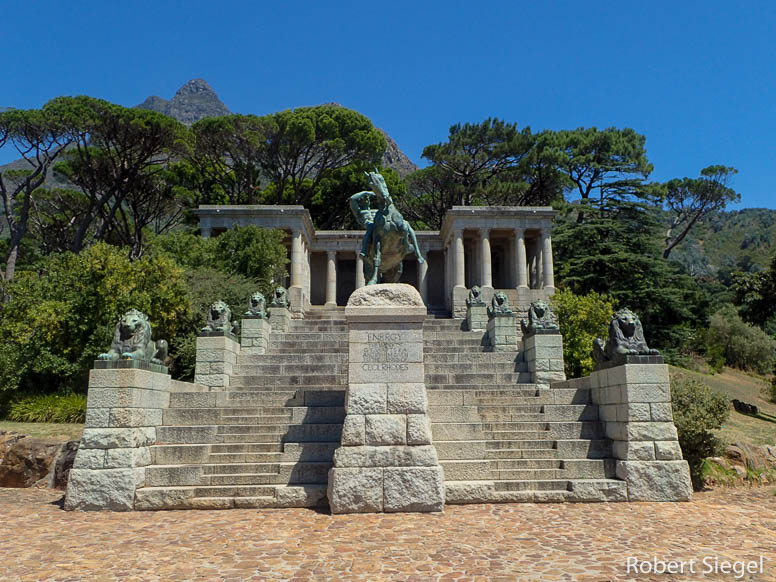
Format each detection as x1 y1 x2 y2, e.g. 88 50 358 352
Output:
98 309 168 364
202 300 239 335
487 291 513 317
270 286 289 309
520 299 559 336
244 291 267 319
592 308 659 366
466 285 485 307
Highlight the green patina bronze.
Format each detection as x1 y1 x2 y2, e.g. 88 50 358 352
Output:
349 170 424 285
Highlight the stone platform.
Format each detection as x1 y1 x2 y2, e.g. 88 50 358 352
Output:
66 298 691 510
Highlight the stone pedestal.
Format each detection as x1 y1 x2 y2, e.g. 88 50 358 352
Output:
65 367 170 511
194 334 240 390
288 286 305 319
452 285 469 319
523 331 566 387
240 317 271 355
328 284 445 513
466 304 487 332
268 306 291 333
486 313 518 352
589 362 692 501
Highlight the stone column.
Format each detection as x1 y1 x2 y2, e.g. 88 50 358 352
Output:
200 225 212 238
453 229 465 288
289 230 305 316
589 362 692 501
541 229 555 291
355 251 365 289
325 251 337 308
304 240 312 310
444 242 451 311
515 229 528 289
479 228 493 290
452 229 467 317
65 367 170 511
328 284 445 514
418 249 428 305
194 334 240 390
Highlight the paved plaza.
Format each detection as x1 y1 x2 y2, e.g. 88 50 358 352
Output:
1 487 774 581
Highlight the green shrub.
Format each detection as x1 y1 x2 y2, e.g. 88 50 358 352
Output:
8 393 87 423
550 288 615 378
764 374 776 404
670 373 730 490
707 305 776 375
0 243 190 396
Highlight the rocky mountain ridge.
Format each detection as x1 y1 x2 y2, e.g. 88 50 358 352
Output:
136 80 417 176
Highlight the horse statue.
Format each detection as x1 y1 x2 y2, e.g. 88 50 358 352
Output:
349 170 424 285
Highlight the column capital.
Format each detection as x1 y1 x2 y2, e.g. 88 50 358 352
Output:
479 227 491 237
327 250 337 259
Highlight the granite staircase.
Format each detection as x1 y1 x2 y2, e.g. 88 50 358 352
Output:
137 309 348 508
136 307 625 509
423 317 626 502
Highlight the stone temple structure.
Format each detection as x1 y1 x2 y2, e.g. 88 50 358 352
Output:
195 205 557 319
64 204 692 512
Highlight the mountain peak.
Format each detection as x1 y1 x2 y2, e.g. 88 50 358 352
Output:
174 78 218 98
136 78 230 126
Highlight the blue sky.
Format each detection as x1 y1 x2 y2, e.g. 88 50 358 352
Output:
3 1 775 209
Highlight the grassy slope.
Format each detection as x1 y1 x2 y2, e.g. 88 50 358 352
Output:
0 421 83 441
670 366 776 446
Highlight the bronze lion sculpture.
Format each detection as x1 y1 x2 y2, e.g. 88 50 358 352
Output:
98 308 168 364
593 308 659 366
202 300 239 335
520 299 559 335
244 291 267 319
270 286 289 309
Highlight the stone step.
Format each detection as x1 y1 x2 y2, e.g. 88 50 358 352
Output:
483 448 559 459
424 353 523 364
203 462 282 475
233 363 348 375
269 340 348 351
489 459 561 470
224 390 345 407
237 353 348 365
429 405 544 423
482 422 605 439
193 485 278 497
424 363 529 374
423 345 494 356
494 480 571 492
229 374 348 387
485 439 555 450
481 404 598 422
270 332 348 342
208 452 284 464
423 332 489 340
224 387 346 397
426 384 538 393
164 408 291 425
426 372 533 384
424 339 487 347
268 347 348 354
444 479 628 504
425 388 591 405
157 424 342 444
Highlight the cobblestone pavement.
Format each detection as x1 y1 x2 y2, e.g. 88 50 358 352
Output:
1 487 774 582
